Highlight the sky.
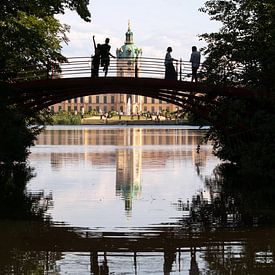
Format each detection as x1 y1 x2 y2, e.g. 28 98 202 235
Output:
57 0 220 62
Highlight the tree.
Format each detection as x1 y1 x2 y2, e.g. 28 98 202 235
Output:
199 0 275 180
200 0 275 91
0 0 91 80
0 0 91 163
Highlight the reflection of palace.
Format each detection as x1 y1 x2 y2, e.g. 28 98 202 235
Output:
34 128 209 213
35 128 209 170
35 128 209 168
116 129 142 216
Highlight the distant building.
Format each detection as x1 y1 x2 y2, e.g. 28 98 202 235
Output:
51 22 176 114
116 21 142 115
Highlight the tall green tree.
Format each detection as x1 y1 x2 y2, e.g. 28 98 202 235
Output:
200 0 275 91
0 0 91 80
199 0 275 180
0 0 91 163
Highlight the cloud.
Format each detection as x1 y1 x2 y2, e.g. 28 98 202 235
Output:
56 1 218 61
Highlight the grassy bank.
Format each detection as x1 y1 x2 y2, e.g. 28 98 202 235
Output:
51 112 82 125
81 115 190 125
50 112 193 125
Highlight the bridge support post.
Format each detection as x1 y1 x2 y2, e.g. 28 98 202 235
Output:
180 59 182 81
135 57 138 78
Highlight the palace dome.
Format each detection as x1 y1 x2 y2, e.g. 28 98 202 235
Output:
116 22 142 59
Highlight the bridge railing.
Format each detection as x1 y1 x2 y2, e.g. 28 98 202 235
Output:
11 56 206 82
61 56 204 80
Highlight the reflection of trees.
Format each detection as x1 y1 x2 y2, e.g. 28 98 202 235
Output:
0 164 52 220
170 163 275 274
0 163 60 273
198 164 275 274
0 250 61 274
203 164 275 227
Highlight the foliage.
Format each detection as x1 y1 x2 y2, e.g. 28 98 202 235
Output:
0 93 52 163
199 0 275 179
0 0 91 20
0 0 91 80
204 97 275 180
0 0 90 163
51 111 82 124
200 0 275 90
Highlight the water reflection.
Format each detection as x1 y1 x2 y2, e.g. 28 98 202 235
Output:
0 163 57 273
0 163 52 220
35 127 206 147
1 126 274 274
33 127 210 221
116 129 142 216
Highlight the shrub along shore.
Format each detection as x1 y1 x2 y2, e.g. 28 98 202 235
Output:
51 111 197 125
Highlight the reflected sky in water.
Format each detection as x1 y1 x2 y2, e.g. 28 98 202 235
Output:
2 126 275 274
28 126 219 231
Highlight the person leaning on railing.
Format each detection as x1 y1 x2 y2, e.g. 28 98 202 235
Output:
164 47 178 80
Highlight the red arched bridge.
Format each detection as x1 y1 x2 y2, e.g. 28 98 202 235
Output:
5 56 265 117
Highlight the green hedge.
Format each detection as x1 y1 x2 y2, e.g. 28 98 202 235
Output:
51 112 82 125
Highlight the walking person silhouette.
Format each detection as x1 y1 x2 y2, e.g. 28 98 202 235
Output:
91 35 101 77
190 46 201 82
100 38 115 77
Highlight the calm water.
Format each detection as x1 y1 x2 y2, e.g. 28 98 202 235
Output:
0 126 274 274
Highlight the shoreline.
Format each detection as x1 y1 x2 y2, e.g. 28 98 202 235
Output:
78 117 208 126
44 124 210 130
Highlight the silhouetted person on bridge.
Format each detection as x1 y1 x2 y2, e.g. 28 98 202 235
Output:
91 35 101 77
164 47 177 80
190 46 201 83
100 38 115 77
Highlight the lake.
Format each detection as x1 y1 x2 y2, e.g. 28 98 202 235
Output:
0 126 274 274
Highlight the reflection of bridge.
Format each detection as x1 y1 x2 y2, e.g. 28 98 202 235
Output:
2 221 275 274
7 57 264 117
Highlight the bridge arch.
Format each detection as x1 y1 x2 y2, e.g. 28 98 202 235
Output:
13 76 255 117
13 77 205 112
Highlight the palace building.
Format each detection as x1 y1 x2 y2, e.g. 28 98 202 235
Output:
51 23 177 114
